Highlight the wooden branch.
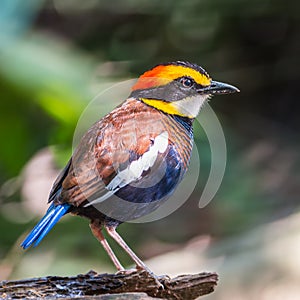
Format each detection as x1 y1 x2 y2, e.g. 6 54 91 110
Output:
0 270 218 299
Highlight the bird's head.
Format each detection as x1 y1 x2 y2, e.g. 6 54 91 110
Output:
130 61 239 118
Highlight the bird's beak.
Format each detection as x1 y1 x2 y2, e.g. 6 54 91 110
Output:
199 80 240 95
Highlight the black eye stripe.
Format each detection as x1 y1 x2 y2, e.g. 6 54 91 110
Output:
195 82 205 89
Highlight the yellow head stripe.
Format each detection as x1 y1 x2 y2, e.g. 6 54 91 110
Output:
141 98 192 118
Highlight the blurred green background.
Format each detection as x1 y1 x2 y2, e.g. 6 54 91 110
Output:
0 0 299 299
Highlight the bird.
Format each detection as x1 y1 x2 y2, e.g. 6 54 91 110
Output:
21 61 239 286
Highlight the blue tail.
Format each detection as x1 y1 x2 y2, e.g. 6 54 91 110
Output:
21 203 71 249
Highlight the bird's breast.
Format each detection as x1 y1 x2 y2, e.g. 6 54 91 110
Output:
103 100 194 205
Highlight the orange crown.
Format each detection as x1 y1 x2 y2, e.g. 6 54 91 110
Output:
132 63 211 91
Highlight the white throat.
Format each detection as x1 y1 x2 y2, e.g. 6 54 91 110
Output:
172 94 210 118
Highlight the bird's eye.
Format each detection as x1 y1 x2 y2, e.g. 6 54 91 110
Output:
180 77 194 88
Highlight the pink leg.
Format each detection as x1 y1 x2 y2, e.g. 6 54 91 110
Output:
105 225 163 288
89 222 124 271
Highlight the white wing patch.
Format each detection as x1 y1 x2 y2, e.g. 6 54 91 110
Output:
84 131 169 207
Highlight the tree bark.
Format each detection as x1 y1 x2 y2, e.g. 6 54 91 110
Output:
0 270 218 299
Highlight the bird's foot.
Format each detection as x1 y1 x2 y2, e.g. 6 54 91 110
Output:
85 270 98 276
116 268 137 275
156 274 171 281
117 267 164 289
135 266 165 289
145 271 165 290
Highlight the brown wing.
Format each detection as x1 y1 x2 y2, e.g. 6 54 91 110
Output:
49 98 168 207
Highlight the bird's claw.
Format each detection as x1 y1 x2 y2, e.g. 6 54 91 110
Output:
153 277 164 290
117 267 164 289
143 270 165 289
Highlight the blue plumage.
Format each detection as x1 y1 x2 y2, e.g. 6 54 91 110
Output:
21 203 71 249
